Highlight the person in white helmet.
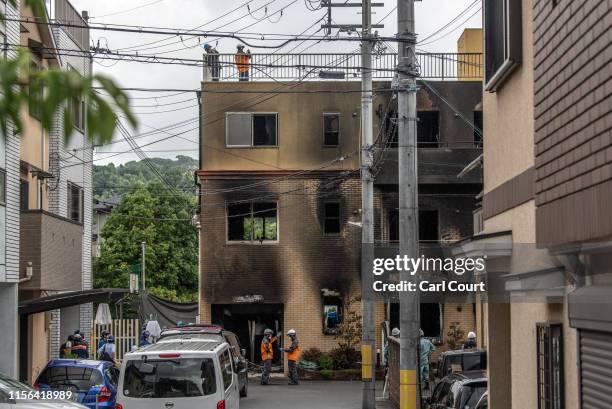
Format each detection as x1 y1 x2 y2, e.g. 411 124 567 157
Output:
463 331 477 350
260 328 277 385
282 329 301 385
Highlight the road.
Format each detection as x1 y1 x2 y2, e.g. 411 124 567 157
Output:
240 380 365 409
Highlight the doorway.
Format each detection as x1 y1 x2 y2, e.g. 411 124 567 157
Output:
212 304 284 368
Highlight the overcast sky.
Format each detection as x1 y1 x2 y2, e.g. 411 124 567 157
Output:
68 0 482 166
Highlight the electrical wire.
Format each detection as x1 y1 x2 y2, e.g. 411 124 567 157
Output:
92 0 167 19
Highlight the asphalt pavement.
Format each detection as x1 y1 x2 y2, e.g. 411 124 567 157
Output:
240 380 390 409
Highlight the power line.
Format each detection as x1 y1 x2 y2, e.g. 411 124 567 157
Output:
418 0 479 44
92 0 167 19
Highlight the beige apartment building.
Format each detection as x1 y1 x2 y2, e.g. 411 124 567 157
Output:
453 0 612 408
197 35 484 367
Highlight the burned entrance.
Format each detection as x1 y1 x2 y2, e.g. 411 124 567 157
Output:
212 303 284 368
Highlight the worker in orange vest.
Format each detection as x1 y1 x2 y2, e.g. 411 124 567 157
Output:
234 44 251 81
282 329 301 385
260 328 277 385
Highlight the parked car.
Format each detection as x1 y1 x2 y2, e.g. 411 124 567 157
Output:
116 339 240 409
0 371 86 409
427 370 487 409
475 391 488 409
35 360 118 409
159 325 248 397
435 349 487 380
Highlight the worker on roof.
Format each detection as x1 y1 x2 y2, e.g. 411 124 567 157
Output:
260 328 278 385
234 44 251 81
203 43 220 81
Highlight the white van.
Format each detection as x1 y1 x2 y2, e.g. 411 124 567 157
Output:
115 339 239 409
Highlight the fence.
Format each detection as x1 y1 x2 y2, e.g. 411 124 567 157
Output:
203 52 483 81
92 319 140 361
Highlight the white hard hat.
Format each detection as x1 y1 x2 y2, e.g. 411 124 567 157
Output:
467 331 476 339
420 329 424 337
287 329 296 336
264 328 273 335
391 328 400 337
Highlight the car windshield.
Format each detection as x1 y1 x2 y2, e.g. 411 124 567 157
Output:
123 358 217 398
37 366 104 392
460 383 487 409
0 374 33 392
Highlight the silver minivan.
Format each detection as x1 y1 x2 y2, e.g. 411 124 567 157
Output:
116 339 239 409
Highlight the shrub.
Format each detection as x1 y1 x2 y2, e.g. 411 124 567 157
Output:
302 347 324 363
320 369 333 380
329 347 360 370
319 354 334 371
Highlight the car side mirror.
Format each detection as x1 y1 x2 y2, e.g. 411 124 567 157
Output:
241 349 246 357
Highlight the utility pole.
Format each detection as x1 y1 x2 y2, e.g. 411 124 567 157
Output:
397 0 420 408
141 241 146 292
360 1 376 409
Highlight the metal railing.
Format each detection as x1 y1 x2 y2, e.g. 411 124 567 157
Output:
203 52 483 81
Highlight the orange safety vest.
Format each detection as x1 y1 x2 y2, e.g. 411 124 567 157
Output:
286 339 301 362
234 52 250 73
261 336 277 361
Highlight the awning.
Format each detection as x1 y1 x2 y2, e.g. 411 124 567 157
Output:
18 288 129 316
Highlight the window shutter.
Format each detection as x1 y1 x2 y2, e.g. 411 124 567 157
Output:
226 113 252 146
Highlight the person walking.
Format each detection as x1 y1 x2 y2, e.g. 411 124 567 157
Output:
234 44 251 81
98 335 116 364
203 43 220 81
462 331 477 349
260 328 277 385
419 329 435 389
282 329 301 385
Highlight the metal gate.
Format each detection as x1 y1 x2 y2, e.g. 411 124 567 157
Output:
92 319 140 361
580 330 612 409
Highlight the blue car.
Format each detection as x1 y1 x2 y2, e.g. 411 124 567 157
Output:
35 359 119 409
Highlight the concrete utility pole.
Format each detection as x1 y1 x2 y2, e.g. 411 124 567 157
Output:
360 1 376 408
397 0 420 408
141 241 146 291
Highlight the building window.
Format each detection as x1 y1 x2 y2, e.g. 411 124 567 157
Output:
421 303 442 341
20 180 29 211
227 201 278 242
537 323 564 409
323 113 340 146
67 182 83 223
0 169 5 205
473 111 483 147
323 201 341 234
484 0 522 91
71 97 85 131
417 111 440 147
388 209 439 243
419 210 439 242
322 292 343 335
226 113 278 147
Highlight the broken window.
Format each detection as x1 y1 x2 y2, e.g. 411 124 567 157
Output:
323 113 340 146
226 113 278 147
323 201 341 234
227 201 277 242
419 210 439 242
421 303 442 340
253 114 277 146
322 291 343 335
388 209 438 242
417 111 440 147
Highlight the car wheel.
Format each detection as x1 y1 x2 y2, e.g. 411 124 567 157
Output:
240 377 248 398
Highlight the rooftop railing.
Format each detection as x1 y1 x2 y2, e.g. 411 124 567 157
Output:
203 52 483 81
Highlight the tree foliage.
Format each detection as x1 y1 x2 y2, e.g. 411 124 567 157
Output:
0 0 135 143
93 156 198 201
94 182 198 302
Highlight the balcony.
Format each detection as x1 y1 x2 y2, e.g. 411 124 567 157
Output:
20 210 83 292
374 146 483 185
203 52 483 81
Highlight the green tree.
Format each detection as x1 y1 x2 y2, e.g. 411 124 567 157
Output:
94 183 198 302
1 0 135 143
